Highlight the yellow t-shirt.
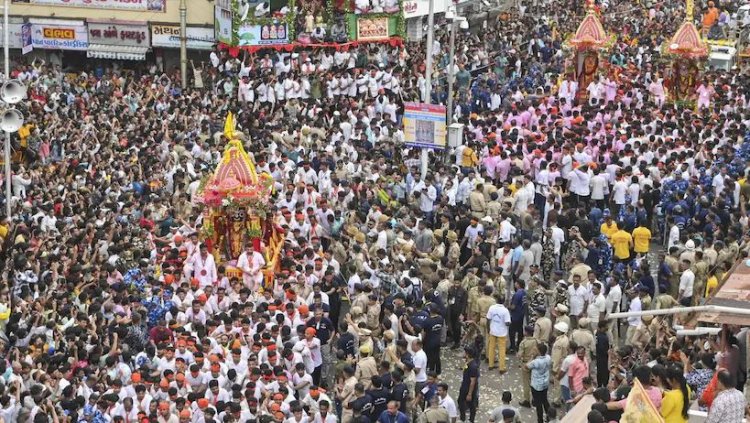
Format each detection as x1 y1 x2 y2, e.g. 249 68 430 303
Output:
661 388 689 423
461 148 478 167
600 222 619 240
705 275 718 297
632 226 652 254
611 230 632 260
18 124 32 140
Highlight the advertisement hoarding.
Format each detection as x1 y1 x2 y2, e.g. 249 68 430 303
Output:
403 102 447 149
215 5 233 44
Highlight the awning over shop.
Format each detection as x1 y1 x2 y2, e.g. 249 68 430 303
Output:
87 44 148 60
694 260 750 326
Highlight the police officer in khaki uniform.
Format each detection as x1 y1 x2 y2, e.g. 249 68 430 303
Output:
570 318 595 359
466 273 483 322
417 229 445 266
664 247 681 298
517 325 539 408
692 250 709 305
550 322 570 406
419 395 450 423
446 231 461 268
532 307 552 344
469 184 487 219
487 192 503 220
476 285 497 345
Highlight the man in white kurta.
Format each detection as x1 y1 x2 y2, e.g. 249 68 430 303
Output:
236 243 266 290
191 244 218 288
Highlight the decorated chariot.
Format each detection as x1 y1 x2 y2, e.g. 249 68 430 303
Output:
563 2 613 101
661 0 708 105
196 113 284 290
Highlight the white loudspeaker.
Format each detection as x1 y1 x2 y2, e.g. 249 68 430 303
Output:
0 109 24 132
1 80 26 105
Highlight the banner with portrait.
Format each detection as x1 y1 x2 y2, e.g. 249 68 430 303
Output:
356 16 389 41
237 23 290 46
346 14 399 41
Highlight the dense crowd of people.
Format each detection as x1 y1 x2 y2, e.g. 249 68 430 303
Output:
2 0 750 422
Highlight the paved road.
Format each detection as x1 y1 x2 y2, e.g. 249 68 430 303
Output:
434 249 664 422
439 345 539 423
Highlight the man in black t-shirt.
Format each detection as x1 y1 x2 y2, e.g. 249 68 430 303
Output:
421 304 445 375
307 309 335 346
458 347 480 423
378 361 393 390
349 383 375 421
367 376 391 420
336 322 357 357
390 370 410 414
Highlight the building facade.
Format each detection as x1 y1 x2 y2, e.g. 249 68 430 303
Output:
5 0 216 69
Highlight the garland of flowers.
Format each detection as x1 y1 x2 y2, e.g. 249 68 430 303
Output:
231 0 241 45
197 174 212 196
201 217 215 238
325 0 336 28
397 0 404 38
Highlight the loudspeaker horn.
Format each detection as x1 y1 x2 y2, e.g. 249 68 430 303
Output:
1 80 26 104
0 109 24 132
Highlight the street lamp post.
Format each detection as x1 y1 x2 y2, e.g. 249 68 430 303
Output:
1 1 26 219
3 0 10 218
420 0 435 178
446 16 457 126
179 0 188 89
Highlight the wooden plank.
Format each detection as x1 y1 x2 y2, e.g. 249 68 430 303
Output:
560 395 596 423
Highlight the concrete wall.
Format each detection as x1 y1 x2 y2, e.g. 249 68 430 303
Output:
10 0 215 26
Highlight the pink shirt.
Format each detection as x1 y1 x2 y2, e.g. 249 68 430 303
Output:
567 357 590 393
617 385 663 410
496 159 511 182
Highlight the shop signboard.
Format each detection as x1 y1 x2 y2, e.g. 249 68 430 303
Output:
151 25 215 50
88 22 150 46
0 22 24 49
402 0 447 18
31 23 88 50
12 0 166 12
